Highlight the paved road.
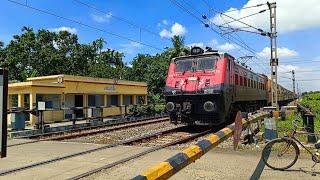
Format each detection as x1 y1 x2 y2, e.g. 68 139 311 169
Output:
1 139 319 179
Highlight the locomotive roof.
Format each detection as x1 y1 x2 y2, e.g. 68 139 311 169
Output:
171 51 223 61
172 52 266 78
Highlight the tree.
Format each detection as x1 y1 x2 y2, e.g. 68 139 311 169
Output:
2 28 124 81
166 35 190 59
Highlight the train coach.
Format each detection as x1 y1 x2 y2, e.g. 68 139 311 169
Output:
164 46 295 126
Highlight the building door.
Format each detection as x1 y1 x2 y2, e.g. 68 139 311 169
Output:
74 95 83 118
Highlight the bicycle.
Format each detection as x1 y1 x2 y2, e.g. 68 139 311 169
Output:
262 119 320 171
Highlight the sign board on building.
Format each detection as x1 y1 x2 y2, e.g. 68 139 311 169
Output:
0 69 8 158
37 101 46 111
104 85 116 93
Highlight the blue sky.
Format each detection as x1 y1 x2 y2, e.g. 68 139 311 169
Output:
1 0 320 92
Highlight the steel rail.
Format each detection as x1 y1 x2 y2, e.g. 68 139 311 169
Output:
0 126 184 176
68 129 214 180
8 116 168 146
8 116 168 147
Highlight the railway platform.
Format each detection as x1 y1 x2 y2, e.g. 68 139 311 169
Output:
1 140 318 180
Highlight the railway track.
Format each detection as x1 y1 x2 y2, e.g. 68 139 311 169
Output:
68 127 215 180
7 116 169 148
0 125 184 176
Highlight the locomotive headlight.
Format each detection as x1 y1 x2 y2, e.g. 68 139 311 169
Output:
203 101 216 112
166 102 175 112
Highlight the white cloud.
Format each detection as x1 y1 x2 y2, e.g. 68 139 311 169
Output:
217 42 239 51
91 13 112 23
158 19 169 27
211 0 320 33
187 42 204 48
50 27 77 34
119 42 142 55
257 47 299 59
162 19 168 25
187 39 238 52
159 22 186 38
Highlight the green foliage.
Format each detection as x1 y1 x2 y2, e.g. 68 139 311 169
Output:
275 92 320 142
1 27 125 81
1 29 190 106
128 104 165 116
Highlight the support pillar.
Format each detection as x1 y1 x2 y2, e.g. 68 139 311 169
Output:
144 95 148 105
83 94 88 118
133 95 137 105
104 94 107 107
29 93 37 125
120 95 123 106
18 94 24 108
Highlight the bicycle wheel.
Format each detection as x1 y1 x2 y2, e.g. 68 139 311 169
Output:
262 138 299 170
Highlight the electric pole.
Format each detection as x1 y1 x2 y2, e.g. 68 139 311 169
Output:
292 70 295 94
267 2 278 109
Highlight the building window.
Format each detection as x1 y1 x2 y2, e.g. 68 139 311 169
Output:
136 95 145 104
11 95 18 107
88 95 104 107
37 94 61 109
123 95 133 105
108 95 119 107
24 94 30 108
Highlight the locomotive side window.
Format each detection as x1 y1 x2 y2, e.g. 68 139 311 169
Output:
240 76 243 86
235 74 239 85
244 77 247 87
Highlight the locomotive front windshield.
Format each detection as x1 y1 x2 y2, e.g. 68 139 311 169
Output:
175 56 217 72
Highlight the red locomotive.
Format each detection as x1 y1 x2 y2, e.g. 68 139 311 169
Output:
164 46 294 125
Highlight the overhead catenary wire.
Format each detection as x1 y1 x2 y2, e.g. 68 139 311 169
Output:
202 0 267 33
72 0 171 41
7 0 163 51
199 0 269 74
178 0 268 74
224 3 267 13
170 0 259 57
218 9 268 28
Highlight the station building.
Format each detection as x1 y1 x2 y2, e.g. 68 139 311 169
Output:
7 75 148 125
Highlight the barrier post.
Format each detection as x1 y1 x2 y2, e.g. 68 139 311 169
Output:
0 68 8 158
132 112 269 180
302 113 308 129
307 114 316 143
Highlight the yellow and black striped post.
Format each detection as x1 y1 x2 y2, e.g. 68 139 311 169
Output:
132 112 269 180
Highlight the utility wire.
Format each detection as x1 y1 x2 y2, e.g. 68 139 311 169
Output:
202 0 267 33
173 0 268 75
170 0 258 57
8 0 163 51
200 0 269 74
219 9 268 27
283 70 320 73
224 3 267 13
72 0 171 41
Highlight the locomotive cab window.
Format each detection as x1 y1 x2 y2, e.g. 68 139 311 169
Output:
175 56 218 73
175 60 193 72
197 57 216 71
